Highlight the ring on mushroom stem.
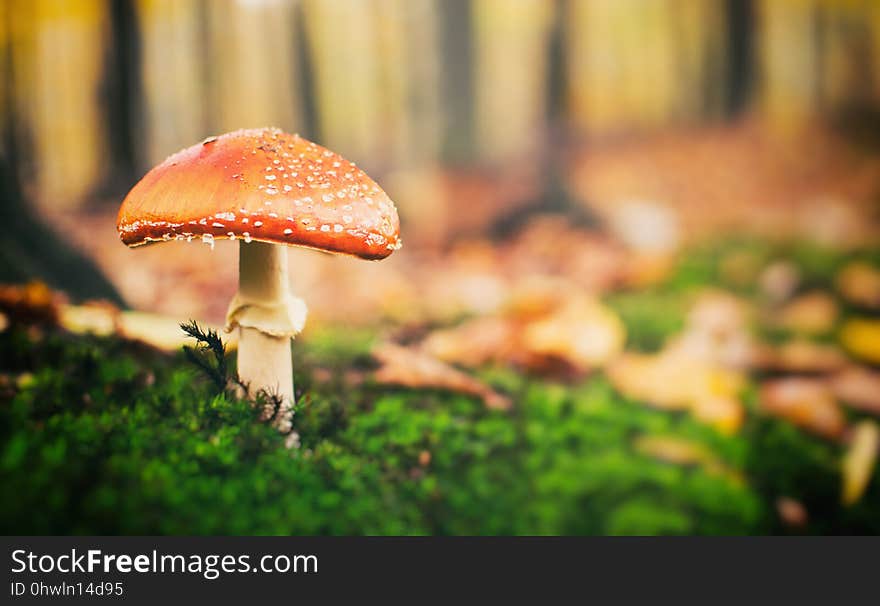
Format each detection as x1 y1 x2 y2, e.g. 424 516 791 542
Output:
116 127 401 432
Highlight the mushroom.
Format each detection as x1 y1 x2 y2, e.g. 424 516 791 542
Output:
117 128 401 431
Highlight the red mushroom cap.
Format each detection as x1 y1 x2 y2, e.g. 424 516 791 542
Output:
117 128 401 260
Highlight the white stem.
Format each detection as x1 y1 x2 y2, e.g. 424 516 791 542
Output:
236 241 295 432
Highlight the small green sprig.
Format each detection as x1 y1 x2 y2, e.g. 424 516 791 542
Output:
180 320 228 392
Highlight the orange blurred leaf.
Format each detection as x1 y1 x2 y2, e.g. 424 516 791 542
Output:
373 342 511 411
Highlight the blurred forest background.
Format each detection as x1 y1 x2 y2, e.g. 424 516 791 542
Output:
1 0 879 311
2 1 880 534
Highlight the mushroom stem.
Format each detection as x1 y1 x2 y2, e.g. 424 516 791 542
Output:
236 241 296 431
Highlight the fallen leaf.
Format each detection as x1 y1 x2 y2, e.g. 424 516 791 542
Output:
607 200 680 254
633 435 741 482
691 395 744 435
625 252 675 288
16 372 35 390
836 262 880 310
58 301 119 336
422 290 626 379
759 261 801 304
633 435 711 465
607 290 750 432
608 350 745 412
519 297 625 376
842 420 880 506
421 316 515 368
607 353 689 409
776 497 808 528
687 290 752 336
759 378 846 439
772 291 838 335
372 342 511 411
830 366 880 415
839 318 880 364
504 276 574 321
670 290 758 369
759 340 848 374
0 281 61 325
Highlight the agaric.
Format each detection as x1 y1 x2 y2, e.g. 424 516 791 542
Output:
117 127 401 431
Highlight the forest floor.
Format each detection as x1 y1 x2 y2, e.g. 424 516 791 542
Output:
2 235 879 535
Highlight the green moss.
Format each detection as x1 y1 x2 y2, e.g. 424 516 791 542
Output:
0 325 763 535
606 290 688 351
2 238 879 535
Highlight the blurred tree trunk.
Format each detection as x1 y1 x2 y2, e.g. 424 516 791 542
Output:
439 0 474 162
304 0 444 169
403 0 443 167
302 0 380 164
374 0 413 165
564 0 729 137
0 1 119 302
135 0 205 167
0 152 122 303
676 0 729 120
817 0 874 115
374 1 446 247
756 0 821 132
726 0 755 115
97 0 141 194
0 1 8 154
204 0 301 134
7 0 107 210
872 2 880 105
757 0 879 133
472 0 554 164
373 0 443 168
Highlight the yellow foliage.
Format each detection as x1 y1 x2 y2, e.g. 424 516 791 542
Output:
839 318 880 364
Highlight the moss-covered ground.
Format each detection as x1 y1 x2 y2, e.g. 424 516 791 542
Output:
1 238 879 535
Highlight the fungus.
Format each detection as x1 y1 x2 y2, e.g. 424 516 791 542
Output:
117 128 401 431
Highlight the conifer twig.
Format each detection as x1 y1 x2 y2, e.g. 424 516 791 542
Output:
180 320 227 392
